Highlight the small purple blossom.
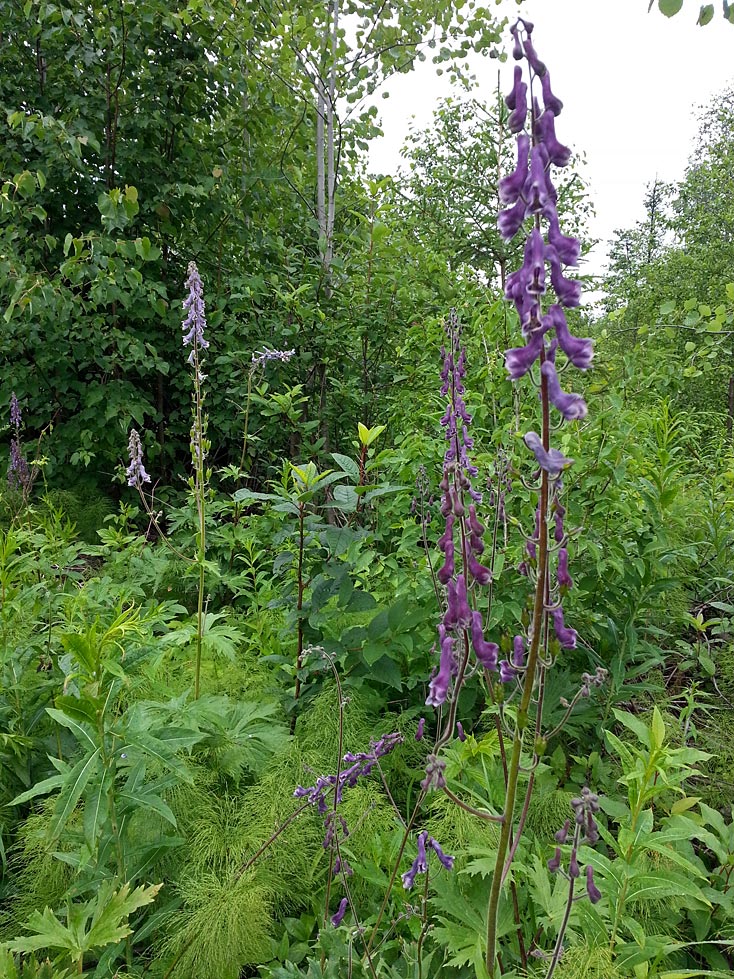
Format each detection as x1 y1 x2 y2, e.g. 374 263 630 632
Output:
331 897 349 926
551 606 577 650
415 717 426 741
125 430 151 487
523 432 573 479
182 261 209 367
402 831 455 889
586 865 602 904
557 548 573 589
541 361 587 422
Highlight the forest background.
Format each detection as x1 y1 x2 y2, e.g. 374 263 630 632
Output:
2 0 734 978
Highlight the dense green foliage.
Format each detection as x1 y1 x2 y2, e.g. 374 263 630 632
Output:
1 2 734 979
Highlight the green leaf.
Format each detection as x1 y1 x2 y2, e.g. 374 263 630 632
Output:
658 0 684 15
697 3 715 24
49 749 101 841
46 707 97 751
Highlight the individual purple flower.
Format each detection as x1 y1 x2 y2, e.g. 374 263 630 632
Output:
541 361 587 422
429 837 455 871
555 819 571 844
545 304 593 369
456 721 466 742
536 110 571 167
507 67 528 133
426 627 454 707
540 70 563 116
499 134 531 205
331 897 349 926
547 215 580 267
523 432 573 479
470 610 499 670
586 865 602 904
552 606 577 649
125 429 151 487
415 717 426 741
547 847 562 873
182 261 209 367
557 548 573 589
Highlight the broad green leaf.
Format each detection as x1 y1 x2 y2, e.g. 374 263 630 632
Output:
658 0 684 13
46 707 97 751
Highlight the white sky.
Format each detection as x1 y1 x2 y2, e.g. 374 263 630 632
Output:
368 0 734 278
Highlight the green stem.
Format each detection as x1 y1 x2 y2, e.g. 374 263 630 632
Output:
486 360 550 977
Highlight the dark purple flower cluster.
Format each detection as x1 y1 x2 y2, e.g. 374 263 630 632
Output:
294 731 403 815
547 787 602 904
499 19 593 437
428 312 498 708
126 429 151 488
401 830 455 890
7 394 30 492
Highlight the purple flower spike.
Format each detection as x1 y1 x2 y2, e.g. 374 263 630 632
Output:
523 432 573 479
541 70 563 116
182 261 209 366
552 606 577 649
499 134 531 205
331 897 349 926
126 430 151 487
505 331 543 380
10 394 22 429
558 548 573 589
541 361 587 422
536 110 571 167
470 610 499 670
586 865 602 904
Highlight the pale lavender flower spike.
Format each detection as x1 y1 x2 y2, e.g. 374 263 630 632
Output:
10 393 22 429
252 347 296 368
126 429 151 487
182 261 209 366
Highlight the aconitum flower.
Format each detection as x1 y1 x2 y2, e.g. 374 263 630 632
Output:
125 429 151 487
523 432 573 479
10 393 22 429
331 897 348 926
182 261 209 366
402 831 455 889
541 362 587 421
252 347 295 368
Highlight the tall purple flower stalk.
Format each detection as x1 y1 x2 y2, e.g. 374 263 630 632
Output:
7 394 31 493
426 311 498 716
483 22 600 976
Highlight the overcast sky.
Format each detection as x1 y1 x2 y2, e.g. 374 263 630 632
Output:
368 0 734 279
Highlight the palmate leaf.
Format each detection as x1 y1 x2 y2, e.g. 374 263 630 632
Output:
85 881 162 949
9 881 162 961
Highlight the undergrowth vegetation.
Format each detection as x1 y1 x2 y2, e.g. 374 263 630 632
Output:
2 2 734 978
